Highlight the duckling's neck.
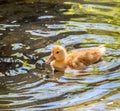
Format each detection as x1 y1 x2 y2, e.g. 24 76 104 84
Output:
55 58 66 64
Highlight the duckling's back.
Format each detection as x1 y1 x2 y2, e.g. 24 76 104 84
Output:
66 45 106 69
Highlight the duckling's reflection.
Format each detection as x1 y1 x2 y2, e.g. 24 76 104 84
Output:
53 70 64 79
49 69 89 80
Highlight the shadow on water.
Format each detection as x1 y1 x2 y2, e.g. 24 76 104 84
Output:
0 0 120 111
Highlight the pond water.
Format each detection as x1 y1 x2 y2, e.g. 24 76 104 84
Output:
0 0 120 111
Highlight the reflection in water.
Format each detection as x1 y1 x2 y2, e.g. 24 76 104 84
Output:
0 0 120 111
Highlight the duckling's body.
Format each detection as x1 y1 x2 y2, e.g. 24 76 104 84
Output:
46 45 106 71
66 46 105 69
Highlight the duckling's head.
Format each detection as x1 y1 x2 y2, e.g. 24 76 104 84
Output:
46 45 67 64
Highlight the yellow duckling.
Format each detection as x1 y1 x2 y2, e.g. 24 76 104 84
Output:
46 45 106 71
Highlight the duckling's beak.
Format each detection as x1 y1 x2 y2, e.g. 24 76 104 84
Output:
46 55 55 64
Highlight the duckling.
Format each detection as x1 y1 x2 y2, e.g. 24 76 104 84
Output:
46 45 106 71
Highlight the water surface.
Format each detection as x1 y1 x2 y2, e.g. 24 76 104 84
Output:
0 0 120 111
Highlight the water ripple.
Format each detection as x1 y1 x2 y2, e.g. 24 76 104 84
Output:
0 1 120 111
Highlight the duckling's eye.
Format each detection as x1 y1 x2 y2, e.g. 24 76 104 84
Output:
56 51 59 54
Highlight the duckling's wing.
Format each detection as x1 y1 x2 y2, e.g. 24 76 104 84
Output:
66 47 105 70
